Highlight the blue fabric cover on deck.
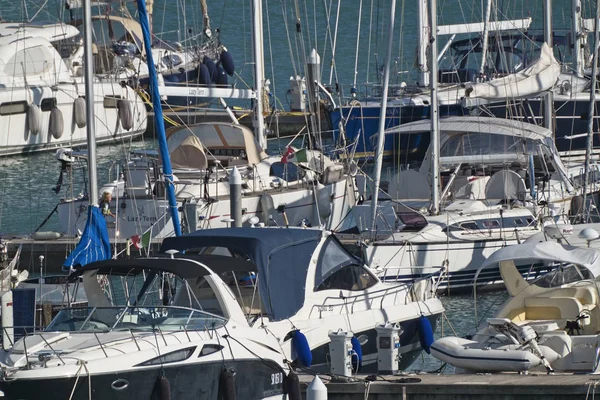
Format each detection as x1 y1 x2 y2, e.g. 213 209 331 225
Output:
63 206 111 271
161 228 322 320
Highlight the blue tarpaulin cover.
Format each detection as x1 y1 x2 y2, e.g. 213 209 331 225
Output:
63 206 111 272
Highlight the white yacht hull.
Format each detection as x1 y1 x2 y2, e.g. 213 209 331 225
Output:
368 236 525 290
291 303 443 372
56 178 355 239
0 81 147 156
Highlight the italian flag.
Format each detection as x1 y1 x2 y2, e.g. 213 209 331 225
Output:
131 230 151 250
281 147 308 163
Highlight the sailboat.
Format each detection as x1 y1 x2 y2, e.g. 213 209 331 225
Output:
337 0 566 293
0 20 147 156
328 0 600 161
52 0 358 241
64 1 233 108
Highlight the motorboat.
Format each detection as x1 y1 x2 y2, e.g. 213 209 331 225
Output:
430 237 600 373
0 24 147 156
160 227 444 372
0 226 443 397
0 255 291 399
54 122 357 241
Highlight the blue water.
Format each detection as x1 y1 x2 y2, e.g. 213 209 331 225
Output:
0 0 584 373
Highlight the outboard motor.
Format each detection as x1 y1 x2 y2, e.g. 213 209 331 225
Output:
53 148 76 194
517 325 554 373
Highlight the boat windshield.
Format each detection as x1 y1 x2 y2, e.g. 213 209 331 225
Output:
531 264 595 288
45 306 226 333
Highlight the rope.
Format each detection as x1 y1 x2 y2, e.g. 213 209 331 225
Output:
135 89 181 127
68 360 92 400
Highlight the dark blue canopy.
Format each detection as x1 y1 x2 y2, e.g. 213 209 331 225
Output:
63 206 111 272
161 228 323 320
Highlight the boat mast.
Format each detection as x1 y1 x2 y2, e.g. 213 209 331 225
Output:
429 0 440 215
417 0 429 87
583 0 600 221
479 0 493 75
543 0 553 130
83 0 98 206
370 0 396 235
251 0 266 150
572 0 584 77
200 0 210 31
135 0 182 236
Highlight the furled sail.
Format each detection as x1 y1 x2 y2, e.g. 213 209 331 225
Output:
63 207 111 272
463 42 560 103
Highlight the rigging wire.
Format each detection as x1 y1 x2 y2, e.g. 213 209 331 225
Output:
352 0 363 88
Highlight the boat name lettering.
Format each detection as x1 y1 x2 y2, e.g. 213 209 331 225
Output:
126 216 158 223
317 305 334 312
271 372 283 385
573 342 596 349
188 88 208 97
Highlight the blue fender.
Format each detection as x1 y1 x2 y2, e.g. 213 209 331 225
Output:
418 315 434 354
291 330 312 367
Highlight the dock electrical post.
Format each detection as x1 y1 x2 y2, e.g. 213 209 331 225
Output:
376 322 402 375
328 329 354 377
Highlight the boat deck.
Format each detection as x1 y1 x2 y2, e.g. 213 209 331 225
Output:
299 372 599 399
5 237 161 273
147 109 321 138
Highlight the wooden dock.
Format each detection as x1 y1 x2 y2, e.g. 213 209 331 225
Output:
299 372 600 399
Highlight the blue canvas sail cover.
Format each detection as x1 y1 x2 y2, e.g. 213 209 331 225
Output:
160 228 322 320
63 206 111 272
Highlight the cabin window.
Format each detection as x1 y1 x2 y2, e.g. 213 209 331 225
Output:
41 98 57 111
514 218 524 226
199 344 224 357
0 101 27 116
315 237 376 291
270 161 305 182
482 220 500 229
459 221 478 230
532 264 594 288
316 264 378 291
137 346 196 366
103 95 122 108
4 45 51 77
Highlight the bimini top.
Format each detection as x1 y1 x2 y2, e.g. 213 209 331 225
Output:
161 228 325 320
0 22 80 42
476 240 600 278
166 123 269 169
384 116 552 141
161 227 322 270
74 254 258 279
